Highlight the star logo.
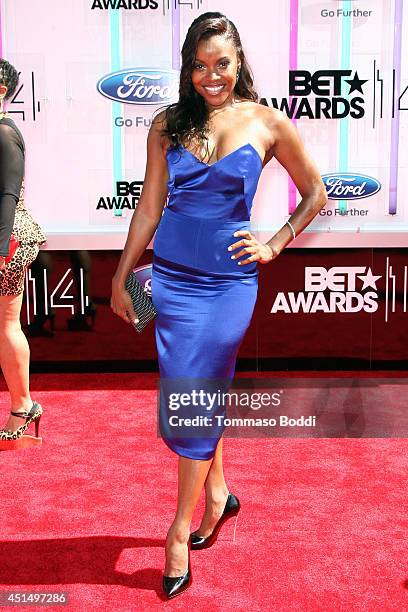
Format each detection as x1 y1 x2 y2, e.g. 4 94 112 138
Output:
345 71 368 95
357 268 381 290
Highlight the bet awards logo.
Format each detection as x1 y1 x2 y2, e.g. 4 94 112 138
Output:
261 70 367 119
97 181 143 211
91 0 158 8
91 0 203 11
271 259 408 322
262 62 408 124
271 266 381 314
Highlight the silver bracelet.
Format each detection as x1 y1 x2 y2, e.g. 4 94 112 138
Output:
286 220 296 239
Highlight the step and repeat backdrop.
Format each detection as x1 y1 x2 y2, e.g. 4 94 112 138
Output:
0 0 407 365
1 0 407 248
17 248 408 368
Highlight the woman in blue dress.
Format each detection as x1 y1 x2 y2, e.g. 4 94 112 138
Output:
111 12 327 599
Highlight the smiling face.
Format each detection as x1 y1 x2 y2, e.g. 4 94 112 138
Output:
191 34 241 110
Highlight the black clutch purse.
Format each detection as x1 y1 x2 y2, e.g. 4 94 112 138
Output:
125 270 158 333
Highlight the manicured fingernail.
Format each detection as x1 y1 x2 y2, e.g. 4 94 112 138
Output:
233 232 238 237
134 318 139 324
227 246 232 251
237 262 241 265
231 255 235 259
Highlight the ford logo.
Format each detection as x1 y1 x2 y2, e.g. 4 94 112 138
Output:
97 68 179 105
322 173 381 200
133 264 152 296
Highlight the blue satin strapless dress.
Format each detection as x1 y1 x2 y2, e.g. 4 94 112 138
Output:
151 143 263 460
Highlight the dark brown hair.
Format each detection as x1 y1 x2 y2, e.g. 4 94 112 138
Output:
156 12 258 152
0 59 19 99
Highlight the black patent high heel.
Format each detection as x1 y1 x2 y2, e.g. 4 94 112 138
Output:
190 492 240 550
162 539 192 599
0 402 43 449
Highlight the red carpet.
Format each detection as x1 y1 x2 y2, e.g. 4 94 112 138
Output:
1 373 408 611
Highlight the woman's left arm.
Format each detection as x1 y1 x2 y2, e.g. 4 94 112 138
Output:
231 110 328 265
0 124 24 270
266 111 328 255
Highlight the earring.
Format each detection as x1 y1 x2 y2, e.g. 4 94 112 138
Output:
236 67 241 82
0 95 5 115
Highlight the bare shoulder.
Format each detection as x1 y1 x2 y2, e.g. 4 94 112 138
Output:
150 108 171 154
238 102 288 153
254 105 291 136
151 108 168 129
241 101 282 123
255 105 305 158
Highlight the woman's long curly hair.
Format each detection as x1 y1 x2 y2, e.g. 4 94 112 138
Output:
157 12 258 153
0 59 19 100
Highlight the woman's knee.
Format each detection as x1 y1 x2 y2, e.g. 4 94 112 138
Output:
0 293 24 329
0 320 23 344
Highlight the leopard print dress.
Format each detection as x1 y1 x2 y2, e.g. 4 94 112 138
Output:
0 180 46 296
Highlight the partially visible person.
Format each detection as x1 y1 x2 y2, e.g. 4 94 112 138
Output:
0 58 46 443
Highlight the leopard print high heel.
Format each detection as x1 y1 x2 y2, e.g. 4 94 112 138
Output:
0 401 43 441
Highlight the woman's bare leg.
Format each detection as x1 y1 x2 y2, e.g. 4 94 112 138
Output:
165 455 213 576
195 438 229 537
0 292 33 431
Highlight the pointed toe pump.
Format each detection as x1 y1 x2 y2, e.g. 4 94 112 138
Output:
162 542 192 599
190 492 241 551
